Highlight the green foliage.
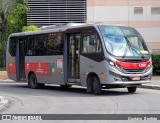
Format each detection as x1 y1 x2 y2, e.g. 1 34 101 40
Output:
0 32 2 68
6 4 27 35
152 54 160 74
0 0 27 14
0 0 27 68
0 67 6 71
22 25 41 32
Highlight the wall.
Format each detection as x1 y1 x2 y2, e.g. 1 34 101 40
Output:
86 0 160 51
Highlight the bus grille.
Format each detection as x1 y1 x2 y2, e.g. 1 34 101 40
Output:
122 68 146 74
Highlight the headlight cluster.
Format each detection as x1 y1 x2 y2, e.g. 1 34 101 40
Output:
108 58 152 73
109 61 115 66
145 58 152 72
108 60 123 72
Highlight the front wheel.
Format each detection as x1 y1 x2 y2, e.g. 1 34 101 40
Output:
127 87 137 93
93 77 102 95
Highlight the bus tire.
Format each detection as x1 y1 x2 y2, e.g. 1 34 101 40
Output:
93 76 102 95
127 87 137 93
28 73 40 89
86 76 93 93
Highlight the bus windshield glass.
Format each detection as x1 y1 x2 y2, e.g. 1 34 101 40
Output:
99 25 149 57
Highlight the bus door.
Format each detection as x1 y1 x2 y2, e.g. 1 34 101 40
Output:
67 33 81 82
16 37 26 81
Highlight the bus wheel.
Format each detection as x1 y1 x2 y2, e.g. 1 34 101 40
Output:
93 77 102 95
86 77 93 93
127 87 137 93
28 73 40 89
60 84 72 88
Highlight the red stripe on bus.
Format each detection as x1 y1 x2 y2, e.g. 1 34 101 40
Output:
116 60 150 69
8 62 16 75
25 62 50 76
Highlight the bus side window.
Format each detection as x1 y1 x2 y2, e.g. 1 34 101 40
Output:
47 33 63 55
82 33 101 53
27 36 35 56
9 37 17 56
35 34 47 56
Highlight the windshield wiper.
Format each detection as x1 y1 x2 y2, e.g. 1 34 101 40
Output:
122 42 129 59
122 36 145 59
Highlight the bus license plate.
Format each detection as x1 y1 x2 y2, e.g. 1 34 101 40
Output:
132 76 140 81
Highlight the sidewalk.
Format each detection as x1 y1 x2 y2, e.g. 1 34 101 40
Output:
0 71 8 80
142 76 160 90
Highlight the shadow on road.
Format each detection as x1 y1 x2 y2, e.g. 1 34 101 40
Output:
0 83 137 97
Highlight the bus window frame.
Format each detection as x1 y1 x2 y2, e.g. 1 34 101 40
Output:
9 36 17 57
80 27 104 62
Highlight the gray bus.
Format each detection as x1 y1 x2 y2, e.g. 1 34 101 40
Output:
6 23 152 95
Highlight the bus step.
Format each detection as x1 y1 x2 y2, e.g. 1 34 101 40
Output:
67 82 80 85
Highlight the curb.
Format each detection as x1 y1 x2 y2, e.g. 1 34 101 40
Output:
0 71 8 80
0 79 15 83
0 96 9 111
142 84 160 90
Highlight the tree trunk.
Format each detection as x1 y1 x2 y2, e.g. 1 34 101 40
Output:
1 13 6 68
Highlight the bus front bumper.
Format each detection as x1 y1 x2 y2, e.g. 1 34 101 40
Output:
102 70 152 86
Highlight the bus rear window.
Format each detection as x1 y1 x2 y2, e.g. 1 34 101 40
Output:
9 37 16 56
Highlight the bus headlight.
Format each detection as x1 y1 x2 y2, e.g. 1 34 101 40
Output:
109 61 115 66
145 58 152 72
108 60 123 72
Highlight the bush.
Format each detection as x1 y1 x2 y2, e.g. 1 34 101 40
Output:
152 54 160 74
22 25 40 32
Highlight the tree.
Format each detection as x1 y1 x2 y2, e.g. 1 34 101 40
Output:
0 0 27 68
0 24 2 68
6 4 27 35
22 25 41 32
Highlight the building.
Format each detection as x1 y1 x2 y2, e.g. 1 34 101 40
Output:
27 0 160 51
27 0 87 25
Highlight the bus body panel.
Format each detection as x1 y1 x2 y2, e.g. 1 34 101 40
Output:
6 55 65 84
6 38 17 81
80 55 104 87
7 59 16 81
25 56 64 84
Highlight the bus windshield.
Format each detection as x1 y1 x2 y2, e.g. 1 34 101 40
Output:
99 25 149 57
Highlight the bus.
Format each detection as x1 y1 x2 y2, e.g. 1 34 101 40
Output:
6 23 152 95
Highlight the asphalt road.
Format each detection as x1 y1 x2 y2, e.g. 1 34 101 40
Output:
0 82 160 123
0 82 160 114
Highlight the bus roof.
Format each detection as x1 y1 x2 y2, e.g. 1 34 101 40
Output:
9 23 129 37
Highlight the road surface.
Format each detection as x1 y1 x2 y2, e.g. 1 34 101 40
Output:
0 82 160 122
